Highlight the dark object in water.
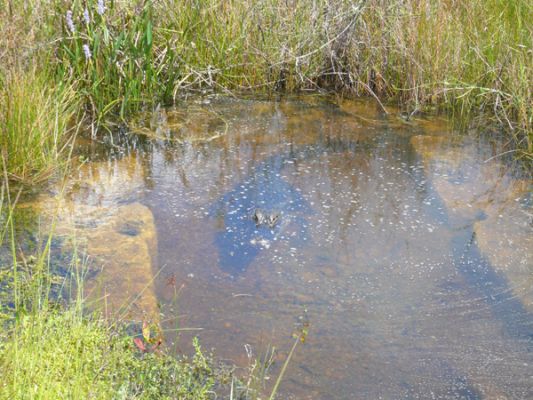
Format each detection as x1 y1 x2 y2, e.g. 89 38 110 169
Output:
252 208 280 228
210 141 362 275
210 153 310 275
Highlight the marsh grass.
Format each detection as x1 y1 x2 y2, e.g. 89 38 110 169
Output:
57 0 157 120
59 0 533 153
0 68 79 184
2 0 530 155
348 0 533 152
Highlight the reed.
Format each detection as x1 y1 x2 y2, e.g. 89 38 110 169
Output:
0 68 78 184
85 0 533 151
4 0 530 154
344 0 532 151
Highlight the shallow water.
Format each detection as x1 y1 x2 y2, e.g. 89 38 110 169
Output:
17 97 533 398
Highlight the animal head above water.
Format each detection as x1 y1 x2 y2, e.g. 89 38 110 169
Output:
210 152 312 275
252 208 281 228
209 141 364 276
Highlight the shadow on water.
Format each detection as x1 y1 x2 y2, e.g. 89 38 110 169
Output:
9 96 533 399
454 227 533 342
408 140 533 344
209 140 371 275
210 152 311 275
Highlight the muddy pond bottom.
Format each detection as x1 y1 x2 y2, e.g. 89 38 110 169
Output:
27 97 533 398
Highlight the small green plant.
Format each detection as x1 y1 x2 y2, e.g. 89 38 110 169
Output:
0 307 219 399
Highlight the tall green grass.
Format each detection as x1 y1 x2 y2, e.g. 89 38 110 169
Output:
0 68 78 184
2 0 531 156
47 0 533 141
345 0 532 150
57 0 158 120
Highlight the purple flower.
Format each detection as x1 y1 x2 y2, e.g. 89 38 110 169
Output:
83 9 90 24
82 44 92 60
97 0 106 15
66 10 75 33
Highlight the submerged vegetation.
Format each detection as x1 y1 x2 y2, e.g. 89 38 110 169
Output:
1 0 531 182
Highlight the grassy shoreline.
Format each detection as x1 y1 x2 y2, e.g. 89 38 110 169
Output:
1 0 531 183
0 181 281 399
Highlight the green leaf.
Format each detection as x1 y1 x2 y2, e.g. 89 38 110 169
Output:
146 21 153 49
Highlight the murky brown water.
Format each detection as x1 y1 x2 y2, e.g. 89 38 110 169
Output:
15 97 533 398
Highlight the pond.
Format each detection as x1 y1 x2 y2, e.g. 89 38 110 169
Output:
16 96 533 398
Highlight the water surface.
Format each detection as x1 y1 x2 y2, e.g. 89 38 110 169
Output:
19 97 533 398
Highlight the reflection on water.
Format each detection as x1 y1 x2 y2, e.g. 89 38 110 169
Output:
210 150 312 275
17 97 533 398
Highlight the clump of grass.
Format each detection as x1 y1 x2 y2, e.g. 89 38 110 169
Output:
155 0 333 92
339 0 532 152
0 305 218 399
0 68 78 184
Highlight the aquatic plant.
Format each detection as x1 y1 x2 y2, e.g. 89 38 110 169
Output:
83 8 90 25
269 325 308 400
65 10 75 33
3 0 523 152
96 0 106 16
345 0 532 152
82 44 91 60
58 0 157 120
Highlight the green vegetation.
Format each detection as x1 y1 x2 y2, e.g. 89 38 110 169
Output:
1 0 531 183
52 0 533 149
0 307 217 399
354 0 532 146
0 0 530 397
0 68 78 183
